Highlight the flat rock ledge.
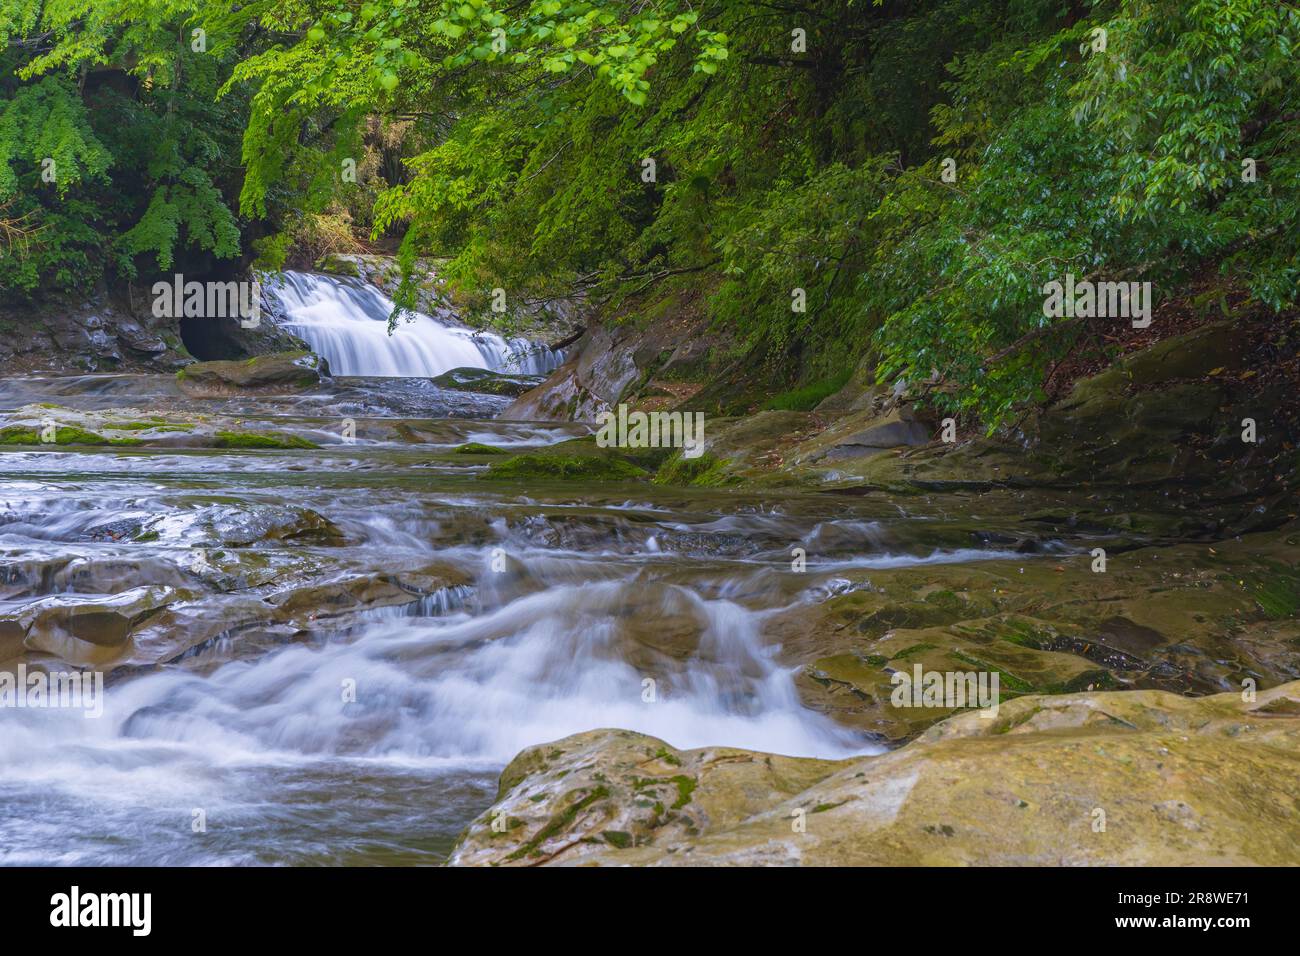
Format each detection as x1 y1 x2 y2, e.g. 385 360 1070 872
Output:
448 681 1300 866
176 351 327 397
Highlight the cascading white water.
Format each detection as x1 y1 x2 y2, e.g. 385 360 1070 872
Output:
0 412 1047 864
0 544 872 864
264 271 561 378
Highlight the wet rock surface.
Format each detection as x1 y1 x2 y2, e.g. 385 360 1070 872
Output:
780 525 1300 741
450 681 1300 866
430 366 547 398
0 296 191 374
176 351 329 397
0 316 1296 865
444 318 1300 867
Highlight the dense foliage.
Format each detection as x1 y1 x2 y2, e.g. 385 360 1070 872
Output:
2 0 1297 422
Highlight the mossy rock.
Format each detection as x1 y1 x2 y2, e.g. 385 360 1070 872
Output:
213 430 320 450
104 419 194 432
177 351 327 397
451 682 1300 866
539 435 672 472
430 367 545 397
654 452 741 487
0 425 108 446
453 442 507 455
314 254 363 277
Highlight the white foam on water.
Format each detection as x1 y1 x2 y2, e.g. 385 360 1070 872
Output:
0 540 887 864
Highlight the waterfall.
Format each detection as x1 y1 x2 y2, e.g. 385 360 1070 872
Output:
263 271 561 378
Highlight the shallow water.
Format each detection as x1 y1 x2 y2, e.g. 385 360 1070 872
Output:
0 371 1070 865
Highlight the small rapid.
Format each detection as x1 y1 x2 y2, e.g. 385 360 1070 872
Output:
0 373 1066 865
264 271 562 378
0 534 877 865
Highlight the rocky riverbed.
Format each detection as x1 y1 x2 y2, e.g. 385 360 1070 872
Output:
0 314 1297 866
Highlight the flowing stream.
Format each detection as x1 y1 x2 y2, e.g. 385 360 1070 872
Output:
0 306 1054 866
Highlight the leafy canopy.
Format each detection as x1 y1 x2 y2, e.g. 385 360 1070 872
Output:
3 0 1296 427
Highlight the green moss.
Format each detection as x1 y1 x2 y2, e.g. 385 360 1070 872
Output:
857 606 955 637
993 706 1042 734
533 435 670 472
997 618 1056 650
653 746 681 767
453 442 507 455
669 775 696 810
602 830 633 849
59 426 109 445
316 255 363 277
1251 561 1300 620
134 530 160 542
763 370 852 412
505 785 610 861
630 777 660 794
951 651 1035 694
214 430 319 450
0 425 109 446
923 589 964 611
108 437 145 446
484 454 646 482
653 451 738 486
890 642 938 660
811 800 848 814
0 427 41 445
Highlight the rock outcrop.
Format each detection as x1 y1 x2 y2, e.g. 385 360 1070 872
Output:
779 525 1300 741
645 320 1298 531
0 296 190 373
506 325 643 422
450 680 1300 866
505 290 724 422
430 366 546 398
175 351 328 397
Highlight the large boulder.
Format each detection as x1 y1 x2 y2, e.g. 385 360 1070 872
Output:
4 586 184 666
175 351 328 397
449 680 1300 866
430 366 546 397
